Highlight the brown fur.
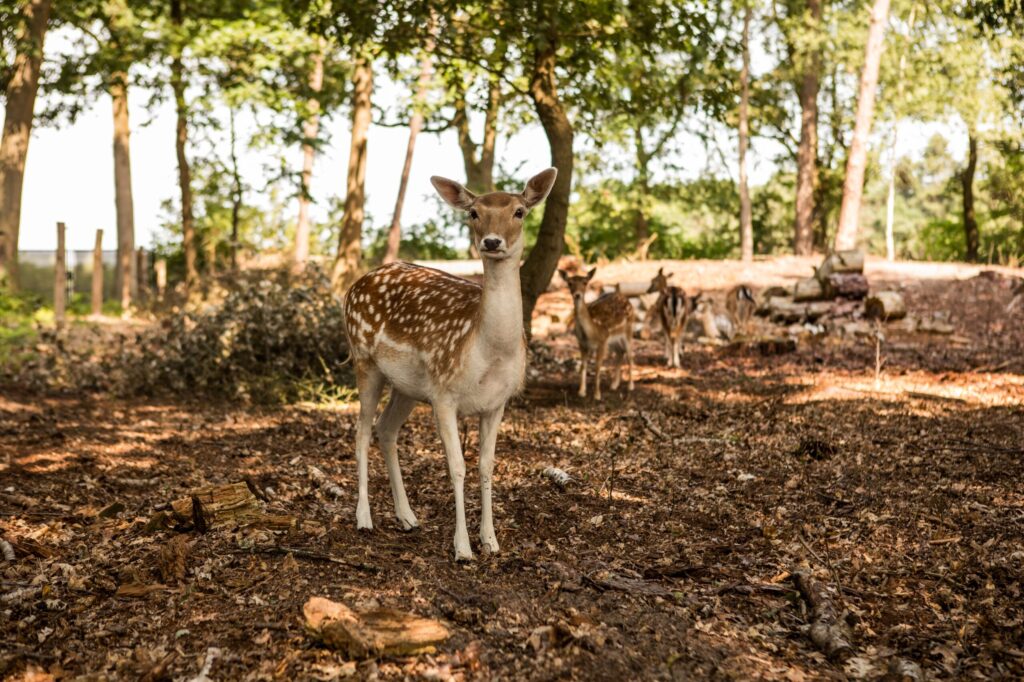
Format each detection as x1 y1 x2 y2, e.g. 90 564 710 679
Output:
725 284 756 335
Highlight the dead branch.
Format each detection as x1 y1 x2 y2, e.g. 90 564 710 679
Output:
636 410 667 440
0 538 14 561
792 571 854 661
308 465 345 499
228 546 378 573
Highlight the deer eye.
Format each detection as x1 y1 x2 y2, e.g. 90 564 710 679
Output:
469 209 479 220
514 208 524 219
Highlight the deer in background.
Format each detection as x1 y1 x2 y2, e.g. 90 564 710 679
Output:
559 268 635 400
726 284 756 335
646 267 690 368
344 168 558 561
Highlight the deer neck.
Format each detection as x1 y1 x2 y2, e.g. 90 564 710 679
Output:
572 295 600 339
477 256 523 351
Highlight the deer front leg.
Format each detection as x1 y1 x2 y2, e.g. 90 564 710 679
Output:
375 391 418 530
610 351 622 390
626 337 635 391
433 401 473 561
478 405 504 554
354 365 385 530
578 349 589 398
664 334 673 367
594 344 607 401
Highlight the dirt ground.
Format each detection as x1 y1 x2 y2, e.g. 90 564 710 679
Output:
2 259 1023 680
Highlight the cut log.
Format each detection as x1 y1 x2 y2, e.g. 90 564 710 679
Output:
865 292 906 321
792 571 854 661
600 281 651 297
303 596 449 659
724 336 797 356
816 250 865 279
768 297 833 324
169 482 263 531
824 273 869 300
793 277 826 302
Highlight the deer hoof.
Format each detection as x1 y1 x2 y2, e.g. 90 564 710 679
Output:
356 501 373 531
480 533 500 555
396 511 419 531
454 545 474 562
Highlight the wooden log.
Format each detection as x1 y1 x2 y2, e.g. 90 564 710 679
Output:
865 291 907 321
793 277 826 302
792 571 854 661
54 222 66 325
91 229 104 317
303 596 449 659
824 273 869 299
724 336 797 356
600 281 651 298
816 250 864 279
169 481 263 531
767 297 833 324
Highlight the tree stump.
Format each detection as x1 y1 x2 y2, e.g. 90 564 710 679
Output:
169 482 263 531
865 291 906 321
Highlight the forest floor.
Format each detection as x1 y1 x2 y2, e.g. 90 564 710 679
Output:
2 259 1023 681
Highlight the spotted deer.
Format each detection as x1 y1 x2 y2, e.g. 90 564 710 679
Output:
343 168 558 561
559 268 635 400
726 284 756 335
646 267 689 368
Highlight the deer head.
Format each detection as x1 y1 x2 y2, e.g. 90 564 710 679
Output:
559 268 596 304
647 266 673 294
431 168 557 261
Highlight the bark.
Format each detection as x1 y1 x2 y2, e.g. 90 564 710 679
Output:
294 43 324 268
962 134 979 262
331 55 373 291
520 35 574 332
794 0 822 256
0 0 51 290
111 72 137 309
834 0 892 252
228 107 242 270
54 222 66 325
384 37 433 264
170 0 198 289
453 76 500 193
91 229 104 317
738 4 754 263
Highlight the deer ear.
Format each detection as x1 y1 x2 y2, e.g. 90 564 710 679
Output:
430 176 476 209
657 267 664 276
558 269 569 281
585 268 596 282
522 168 558 208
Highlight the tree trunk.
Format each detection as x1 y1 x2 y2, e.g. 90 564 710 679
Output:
738 4 754 263
834 0 892 252
331 55 373 291
91 229 104 317
453 76 500 194
170 0 197 290
228 106 242 270
294 43 324 268
54 222 66 325
384 39 433 264
520 36 574 332
962 134 979 262
633 126 651 246
794 0 821 256
0 0 51 290
111 72 137 310
884 4 914 261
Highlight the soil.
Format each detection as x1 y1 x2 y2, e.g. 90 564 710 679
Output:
2 259 1023 680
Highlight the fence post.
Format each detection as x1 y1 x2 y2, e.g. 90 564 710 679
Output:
155 258 167 300
54 222 66 325
91 229 104 317
136 247 148 303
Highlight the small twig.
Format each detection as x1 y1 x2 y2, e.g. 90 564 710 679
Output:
636 410 668 440
0 538 14 561
229 546 378 573
791 571 854 661
307 465 344 499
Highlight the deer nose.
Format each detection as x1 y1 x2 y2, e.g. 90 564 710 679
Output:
482 238 502 252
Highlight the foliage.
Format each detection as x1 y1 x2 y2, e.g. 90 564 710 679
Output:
123 265 351 403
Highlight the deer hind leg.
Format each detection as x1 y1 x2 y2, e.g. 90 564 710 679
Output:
478 406 505 554
626 335 635 391
355 362 385 530
610 347 622 390
375 391 418 530
670 332 680 368
433 401 473 561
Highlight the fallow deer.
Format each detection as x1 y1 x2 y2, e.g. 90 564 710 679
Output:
645 267 689 368
343 168 558 561
559 268 635 400
726 284 756 335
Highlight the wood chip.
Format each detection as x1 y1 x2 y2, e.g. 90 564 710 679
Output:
303 596 449 658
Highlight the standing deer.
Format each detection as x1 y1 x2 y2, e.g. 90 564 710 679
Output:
726 284 756 335
344 168 557 561
646 267 689 368
559 268 635 400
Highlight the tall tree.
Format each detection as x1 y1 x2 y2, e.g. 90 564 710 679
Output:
294 41 323 268
110 69 136 308
738 3 754 263
834 0 892 251
331 54 372 290
793 0 822 255
384 30 434 264
961 133 979 261
0 0 51 290
169 0 198 289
